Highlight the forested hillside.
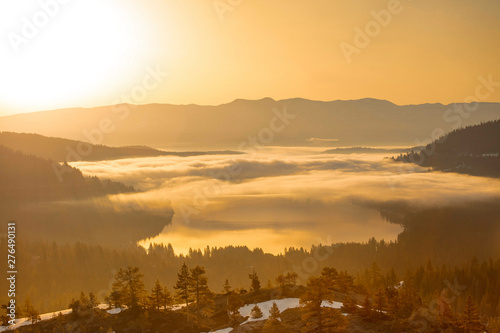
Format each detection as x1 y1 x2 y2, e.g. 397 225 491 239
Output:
395 120 500 177
6 261 500 333
3 199 499 321
0 145 134 203
0 146 171 246
0 132 242 162
5 247 499 332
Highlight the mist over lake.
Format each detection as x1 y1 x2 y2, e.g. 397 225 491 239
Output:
70 147 500 254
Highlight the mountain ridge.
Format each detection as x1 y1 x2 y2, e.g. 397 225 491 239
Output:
1 98 499 149
0 132 243 162
2 97 479 116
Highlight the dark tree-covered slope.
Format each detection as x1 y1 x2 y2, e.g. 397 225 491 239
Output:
0 145 171 246
0 145 134 203
395 119 500 177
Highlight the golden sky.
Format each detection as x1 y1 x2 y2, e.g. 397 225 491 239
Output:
1 0 499 115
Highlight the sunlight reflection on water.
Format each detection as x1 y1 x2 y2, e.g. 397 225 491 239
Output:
72 147 500 255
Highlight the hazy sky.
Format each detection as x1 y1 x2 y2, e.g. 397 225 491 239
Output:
1 0 500 115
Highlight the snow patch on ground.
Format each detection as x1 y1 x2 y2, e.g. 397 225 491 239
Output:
239 298 301 322
106 307 122 315
0 304 123 332
211 328 233 333
238 298 345 324
0 308 71 332
0 301 187 331
1 299 345 332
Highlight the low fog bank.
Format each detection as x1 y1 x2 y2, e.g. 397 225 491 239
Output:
72 148 500 254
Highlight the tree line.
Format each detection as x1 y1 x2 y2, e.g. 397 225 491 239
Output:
7 264 497 332
394 119 500 177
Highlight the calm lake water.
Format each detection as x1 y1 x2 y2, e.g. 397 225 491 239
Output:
72 147 500 254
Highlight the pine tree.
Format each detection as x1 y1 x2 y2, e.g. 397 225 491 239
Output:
337 271 355 293
249 272 261 291
174 262 191 311
370 262 381 288
162 286 173 310
149 279 164 310
251 305 263 319
222 279 232 294
268 302 281 323
79 291 90 310
361 294 374 320
301 277 327 332
276 272 298 294
398 280 421 318
321 267 339 286
385 287 399 317
190 265 212 323
105 290 122 308
437 294 456 330
285 272 298 286
266 280 273 290
227 292 244 319
68 298 80 316
69 292 95 317
341 295 358 314
276 274 286 289
374 288 387 317
263 302 286 333
111 266 146 311
300 276 345 332
0 303 18 326
23 298 41 324
459 295 485 332
386 267 398 286
89 292 97 310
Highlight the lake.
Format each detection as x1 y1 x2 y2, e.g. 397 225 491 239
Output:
71 147 500 254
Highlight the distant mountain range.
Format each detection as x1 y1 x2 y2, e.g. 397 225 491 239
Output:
0 132 242 162
395 120 500 177
1 98 499 149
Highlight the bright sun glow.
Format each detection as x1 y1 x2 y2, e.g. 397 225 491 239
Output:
0 0 145 113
